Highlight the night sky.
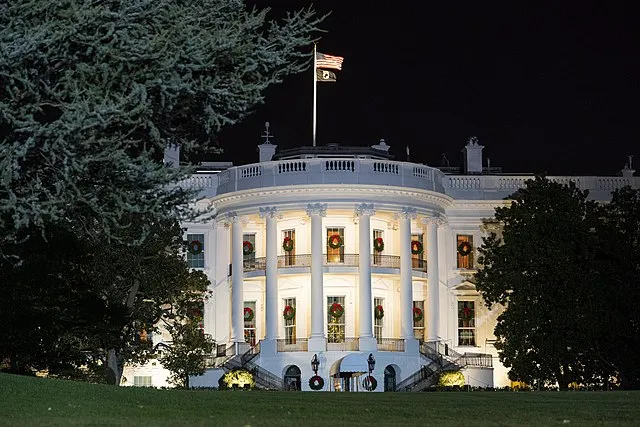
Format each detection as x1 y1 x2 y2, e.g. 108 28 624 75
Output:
218 1 638 176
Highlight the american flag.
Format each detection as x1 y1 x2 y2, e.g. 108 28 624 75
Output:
316 52 344 70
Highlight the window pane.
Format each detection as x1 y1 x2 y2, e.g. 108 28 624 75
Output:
284 297 296 344
186 233 205 269
327 296 345 343
456 234 474 269
244 301 256 346
326 228 344 263
374 297 383 343
283 229 295 266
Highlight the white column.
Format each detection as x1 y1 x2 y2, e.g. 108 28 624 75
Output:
356 203 377 351
229 213 245 344
307 203 327 351
260 207 278 341
399 207 417 342
425 218 441 341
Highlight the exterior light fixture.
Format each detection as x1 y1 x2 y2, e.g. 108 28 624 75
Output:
311 353 319 375
367 353 376 374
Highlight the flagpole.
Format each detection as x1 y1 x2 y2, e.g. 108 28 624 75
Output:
312 43 317 147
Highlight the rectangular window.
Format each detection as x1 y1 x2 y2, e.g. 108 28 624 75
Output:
186 233 205 269
243 233 256 267
284 297 296 344
458 301 476 346
412 233 425 269
133 376 152 387
374 297 384 343
373 230 384 265
326 227 345 263
283 229 295 267
327 296 345 343
413 300 425 340
456 234 474 269
244 301 256 346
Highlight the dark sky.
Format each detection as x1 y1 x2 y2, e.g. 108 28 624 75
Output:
218 1 638 176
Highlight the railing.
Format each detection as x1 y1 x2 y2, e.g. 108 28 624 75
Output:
395 363 439 392
276 338 309 352
421 341 493 368
327 337 359 351
241 341 260 366
377 338 405 352
242 254 427 273
460 353 493 368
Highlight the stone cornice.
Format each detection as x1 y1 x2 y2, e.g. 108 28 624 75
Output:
209 185 454 217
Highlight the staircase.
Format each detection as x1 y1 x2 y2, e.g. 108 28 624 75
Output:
220 341 284 390
395 341 492 392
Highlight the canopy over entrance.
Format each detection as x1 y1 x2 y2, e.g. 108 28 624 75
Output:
329 353 369 377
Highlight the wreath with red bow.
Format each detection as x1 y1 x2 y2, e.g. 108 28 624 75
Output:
457 241 472 256
329 302 344 319
282 237 294 252
411 240 423 255
328 234 343 249
243 240 254 255
188 240 203 255
413 307 423 323
374 305 384 319
283 305 296 321
373 237 384 252
309 375 324 391
243 307 254 322
461 306 473 321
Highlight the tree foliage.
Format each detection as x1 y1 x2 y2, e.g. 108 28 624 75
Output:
477 177 640 389
0 0 324 249
0 217 210 383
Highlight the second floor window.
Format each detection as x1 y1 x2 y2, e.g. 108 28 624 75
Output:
243 233 256 266
326 227 344 263
283 229 295 266
283 297 296 344
373 229 384 265
456 234 474 269
412 233 424 269
186 233 205 269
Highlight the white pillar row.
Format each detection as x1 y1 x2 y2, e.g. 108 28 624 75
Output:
356 203 377 351
228 212 245 344
307 203 327 352
399 207 417 341
425 217 442 341
259 207 278 341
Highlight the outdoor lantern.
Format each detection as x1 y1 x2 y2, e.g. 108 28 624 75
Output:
367 353 376 373
311 354 319 374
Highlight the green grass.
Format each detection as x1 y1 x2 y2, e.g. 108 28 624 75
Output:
1 374 639 426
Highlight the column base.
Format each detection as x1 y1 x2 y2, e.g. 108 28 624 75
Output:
308 337 327 352
260 339 277 356
404 338 419 354
358 336 378 352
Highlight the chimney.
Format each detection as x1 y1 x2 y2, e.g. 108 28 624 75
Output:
163 144 180 168
462 136 484 174
258 121 277 162
621 155 635 178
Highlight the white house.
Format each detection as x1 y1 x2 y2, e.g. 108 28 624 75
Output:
123 133 638 391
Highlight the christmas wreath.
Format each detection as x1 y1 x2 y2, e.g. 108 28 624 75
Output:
243 307 254 322
243 240 254 255
362 375 378 391
188 240 203 255
374 305 384 320
329 302 344 319
411 240 423 255
309 375 324 391
328 234 343 249
413 307 423 323
282 237 294 252
461 306 473 321
283 305 296 321
373 237 385 252
457 241 472 256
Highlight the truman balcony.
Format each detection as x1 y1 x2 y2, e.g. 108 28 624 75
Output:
241 254 427 278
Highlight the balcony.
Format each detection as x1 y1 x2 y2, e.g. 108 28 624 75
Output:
242 254 428 273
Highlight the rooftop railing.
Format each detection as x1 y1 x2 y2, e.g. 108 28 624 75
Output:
242 254 427 273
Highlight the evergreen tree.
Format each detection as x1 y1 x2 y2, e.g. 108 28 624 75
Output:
0 0 323 252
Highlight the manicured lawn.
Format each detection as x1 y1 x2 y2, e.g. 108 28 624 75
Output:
0 373 638 426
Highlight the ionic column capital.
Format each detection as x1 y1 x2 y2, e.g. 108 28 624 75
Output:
395 207 417 221
259 206 279 219
354 203 375 218
421 216 447 227
306 203 327 217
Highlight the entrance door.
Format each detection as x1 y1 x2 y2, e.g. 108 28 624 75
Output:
384 365 396 392
284 365 301 391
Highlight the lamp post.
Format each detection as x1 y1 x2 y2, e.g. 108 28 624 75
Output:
311 354 319 375
367 353 376 375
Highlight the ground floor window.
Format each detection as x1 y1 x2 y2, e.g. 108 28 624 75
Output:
284 365 301 391
133 376 152 387
374 297 384 343
284 297 296 344
384 366 396 392
413 300 425 340
327 296 345 343
458 300 476 346
244 301 256 346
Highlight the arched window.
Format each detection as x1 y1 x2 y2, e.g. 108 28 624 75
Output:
384 365 396 392
284 365 301 391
